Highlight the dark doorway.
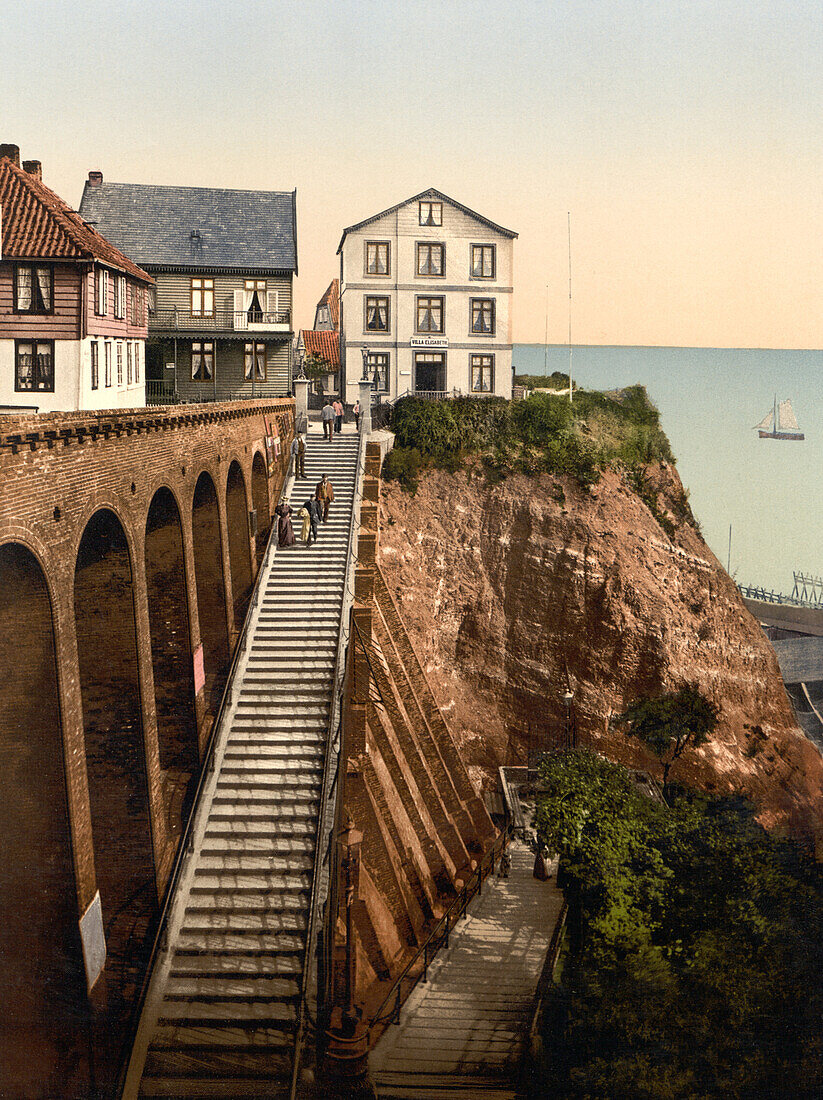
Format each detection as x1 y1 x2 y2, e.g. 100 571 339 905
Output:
145 488 198 840
251 452 271 569
414 352 446 393
192 472 230 708
226 461 253 627
74 510 157 1093
0 542 87 1098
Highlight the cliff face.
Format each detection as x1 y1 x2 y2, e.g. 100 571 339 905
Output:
378 462 823 842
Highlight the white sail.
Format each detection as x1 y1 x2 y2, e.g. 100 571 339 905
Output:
778 399 800 432
755 409 774 431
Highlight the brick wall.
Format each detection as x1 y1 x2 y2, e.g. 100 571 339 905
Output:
335 440 496 1021
0 397 294 916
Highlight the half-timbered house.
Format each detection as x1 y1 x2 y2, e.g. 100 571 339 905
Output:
0 145 153 413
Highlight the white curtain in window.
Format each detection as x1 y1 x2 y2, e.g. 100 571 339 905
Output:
36 267 51 310
17 268 32 310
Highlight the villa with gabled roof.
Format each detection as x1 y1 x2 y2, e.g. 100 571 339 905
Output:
79 173 297 403
337 187 517 403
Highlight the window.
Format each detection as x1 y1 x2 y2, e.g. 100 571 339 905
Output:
129 284 137 325
471 244 496 279
192 341 214 381
147 286 156 315
104 342 112 386
244 342 266 381
245 280 266 323
470 298 495 335
471 354 494 393
116 342 123 385
15 340 54 392
416 296 444 333
191 277 214 317
134 343 140 383
95 269 108 315
366 351 390 393
417 242 445 277
90 341 99 390
127 342 133 385
365 241 390 276
419 201 442 226
364 295 389 332
115 275 126 319
14 265 53 313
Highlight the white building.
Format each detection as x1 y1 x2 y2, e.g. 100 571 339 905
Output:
337 188 517 404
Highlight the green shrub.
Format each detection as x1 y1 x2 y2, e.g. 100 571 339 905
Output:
381 446 426 492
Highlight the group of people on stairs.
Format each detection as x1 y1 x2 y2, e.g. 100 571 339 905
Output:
274 442 336 549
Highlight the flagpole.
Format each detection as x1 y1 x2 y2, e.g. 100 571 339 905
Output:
567 211 573 401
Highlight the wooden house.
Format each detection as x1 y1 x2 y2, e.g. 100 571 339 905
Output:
0 145 153 413
79 175 297 404
295 279 340 394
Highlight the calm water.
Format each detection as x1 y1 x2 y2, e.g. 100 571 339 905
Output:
513 344 823 592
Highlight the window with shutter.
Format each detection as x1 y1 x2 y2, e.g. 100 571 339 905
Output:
233 288 247 329
266 289 279 321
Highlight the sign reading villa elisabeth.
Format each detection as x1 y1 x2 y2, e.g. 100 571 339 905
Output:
410 337 448 349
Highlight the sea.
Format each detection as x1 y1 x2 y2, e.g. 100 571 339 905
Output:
513 345 823 594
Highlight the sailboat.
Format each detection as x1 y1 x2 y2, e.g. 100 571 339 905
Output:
755 397 805 441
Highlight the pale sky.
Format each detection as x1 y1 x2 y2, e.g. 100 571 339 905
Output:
3 0 822 347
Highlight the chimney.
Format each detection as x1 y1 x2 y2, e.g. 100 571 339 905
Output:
87 170 103 187
23 160 42 181
0 144 20 167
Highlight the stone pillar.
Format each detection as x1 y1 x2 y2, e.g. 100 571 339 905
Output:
358 379 374 435
294 378 310 434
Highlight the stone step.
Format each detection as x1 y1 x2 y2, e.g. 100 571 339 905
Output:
164 975 300 1002
199 837 315 857
175 932 305 956
191 869 313 888
157 1000 297 1026
181 910 307 932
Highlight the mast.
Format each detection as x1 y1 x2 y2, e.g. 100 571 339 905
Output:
544 283 549 376
567 211 573 402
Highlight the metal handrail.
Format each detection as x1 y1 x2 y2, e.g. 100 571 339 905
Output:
117 461 287 1097
288 419 368 1099
367 824 508 1038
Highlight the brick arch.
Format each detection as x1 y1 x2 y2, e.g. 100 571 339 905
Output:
191 470 230 708
144 487 198 841
70 494 141 588
73 508 157 1092
225 459 253 627
251 450 272 567
0 540 87 1097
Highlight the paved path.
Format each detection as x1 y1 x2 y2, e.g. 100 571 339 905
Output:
369 840 564 1099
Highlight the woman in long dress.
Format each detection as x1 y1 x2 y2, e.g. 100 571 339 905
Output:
274 499 295 547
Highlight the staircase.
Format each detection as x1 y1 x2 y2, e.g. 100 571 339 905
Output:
124 432 362 1099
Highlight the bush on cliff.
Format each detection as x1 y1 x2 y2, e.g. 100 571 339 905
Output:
528 750 823 1099
383 388 674 491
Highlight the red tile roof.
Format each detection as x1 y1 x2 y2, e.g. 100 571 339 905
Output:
0 158 153 284
301 329 340 369
317 278 339 329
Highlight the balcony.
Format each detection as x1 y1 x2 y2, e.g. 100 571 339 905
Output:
149 309 291 336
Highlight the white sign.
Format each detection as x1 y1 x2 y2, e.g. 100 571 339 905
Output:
410 337 448 349
79 891 106 993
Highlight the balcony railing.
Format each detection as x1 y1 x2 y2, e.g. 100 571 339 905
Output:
150 309 291 332
146 379 179 405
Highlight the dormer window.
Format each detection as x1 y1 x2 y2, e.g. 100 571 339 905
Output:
15 265 53 314
419 201 442 226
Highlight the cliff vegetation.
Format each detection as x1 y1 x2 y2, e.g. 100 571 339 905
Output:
377 394 823 842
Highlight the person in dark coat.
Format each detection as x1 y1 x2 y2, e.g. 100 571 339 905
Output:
303 497 321 545
315 474 334 523
274 499 295 547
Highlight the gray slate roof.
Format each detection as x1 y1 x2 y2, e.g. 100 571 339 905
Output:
78 181 297 272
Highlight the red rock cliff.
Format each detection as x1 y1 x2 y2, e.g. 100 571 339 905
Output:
378 462 823 843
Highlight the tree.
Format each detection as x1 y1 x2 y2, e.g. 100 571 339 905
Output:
612 684 719 795
301 352 333 391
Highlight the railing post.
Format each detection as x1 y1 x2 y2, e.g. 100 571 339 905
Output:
393 984 402 1024
422 942 428 983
